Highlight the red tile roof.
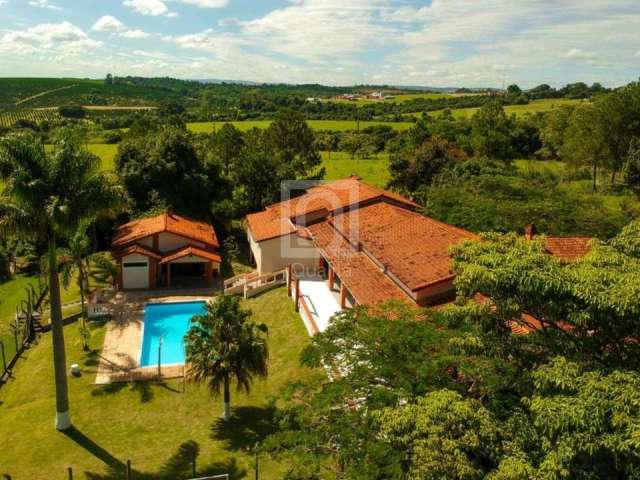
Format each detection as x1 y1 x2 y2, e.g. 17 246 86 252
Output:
113 212 219 248
247 177 420 242
160 245 221 264
112 244 162 260
329 202 477 291
308 221 409 306
544 236 592 261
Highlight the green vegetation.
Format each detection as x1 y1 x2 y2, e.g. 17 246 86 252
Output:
422 98 583 119
0 288 313 479
187 120 414 133
320 151 390 187
265 222 640 478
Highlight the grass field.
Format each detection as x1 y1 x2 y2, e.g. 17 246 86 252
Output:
187 119 415 133
419 98 583 119
0 287 314 479
320 151 390 187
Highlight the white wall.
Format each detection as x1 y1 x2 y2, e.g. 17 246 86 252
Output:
122 253 149 289
158 232 205 252
249 230 320 274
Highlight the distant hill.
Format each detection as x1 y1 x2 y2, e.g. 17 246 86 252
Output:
0 78 183 109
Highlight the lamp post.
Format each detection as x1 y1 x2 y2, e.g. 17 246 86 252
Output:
157 335 163 379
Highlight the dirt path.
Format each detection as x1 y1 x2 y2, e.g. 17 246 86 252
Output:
15 84 77 106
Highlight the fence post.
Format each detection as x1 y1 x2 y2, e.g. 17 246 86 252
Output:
126 460 131 480
68 466 73 480
0 341 6 375
192 449 196 477
13 327 18 356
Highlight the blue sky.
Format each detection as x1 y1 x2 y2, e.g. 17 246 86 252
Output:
0 0 638 88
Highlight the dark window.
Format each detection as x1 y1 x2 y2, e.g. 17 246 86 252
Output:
124 262 148 268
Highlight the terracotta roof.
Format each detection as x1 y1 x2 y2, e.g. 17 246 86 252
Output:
113 212 219 248
544 236 592 261
160 245 221 264
113 244 162 260
329 202 477 291
247 177 420 242
308 221 409 306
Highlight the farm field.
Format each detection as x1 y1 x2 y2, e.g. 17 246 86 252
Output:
0 109 61 127
187 119 415 133
320 151 390 187
0 78 179 108
420 98 583 119
0 287 315 479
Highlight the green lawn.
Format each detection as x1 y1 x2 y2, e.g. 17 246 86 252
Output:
418 98 583 119
0 287 315 479
187 119 414 134
87 144 118 171
0 274 39 362
320 151 390 187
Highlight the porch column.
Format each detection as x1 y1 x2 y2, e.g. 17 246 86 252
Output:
328 267 335 291
339 283 346 309
116 259 123 290
166 262 171 287
205 262 213 282
287 264 292 297
294 277 300 312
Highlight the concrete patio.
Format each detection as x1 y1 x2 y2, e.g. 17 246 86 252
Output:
296 276 342 335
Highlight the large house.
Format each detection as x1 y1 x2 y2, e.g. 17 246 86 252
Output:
246 177 593 334
112 212 221 290
246 177 477 312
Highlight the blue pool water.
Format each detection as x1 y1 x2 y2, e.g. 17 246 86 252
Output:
139 301 206 367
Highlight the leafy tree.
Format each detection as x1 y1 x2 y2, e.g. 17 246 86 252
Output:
538 105 575 159
562 103 610 191
115 126 229 216
185 295 268 421
212 122 244 176
471 102 515 161
625 138 640 195
389 135 467 194
506 84 522 96
407 118 430 147
596 83 640 184
0 134 122 430
265 109 321 177
264 304 512 479
376 390 501 480
450 225 640 369
58 105 86 119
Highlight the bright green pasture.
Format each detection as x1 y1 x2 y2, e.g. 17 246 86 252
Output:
0 287 314 479
187 120 414 133
419 98 583 119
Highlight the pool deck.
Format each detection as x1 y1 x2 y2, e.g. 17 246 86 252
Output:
95 288 216 385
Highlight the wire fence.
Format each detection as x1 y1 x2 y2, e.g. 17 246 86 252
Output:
0 281 48 388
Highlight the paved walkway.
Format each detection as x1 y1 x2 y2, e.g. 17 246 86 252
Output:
94 289 216 384
298 278 341 334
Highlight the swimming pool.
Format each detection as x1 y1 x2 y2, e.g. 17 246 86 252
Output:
139 301 206 367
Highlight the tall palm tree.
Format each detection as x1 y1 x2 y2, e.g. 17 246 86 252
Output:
60 220 93 350
185 295 269 421
0 134 122 430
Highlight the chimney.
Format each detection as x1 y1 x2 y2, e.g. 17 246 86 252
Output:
524 224 537 241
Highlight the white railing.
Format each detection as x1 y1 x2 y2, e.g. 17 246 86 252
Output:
224 269 287 298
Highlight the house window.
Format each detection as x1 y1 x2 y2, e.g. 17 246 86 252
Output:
123 262 148 268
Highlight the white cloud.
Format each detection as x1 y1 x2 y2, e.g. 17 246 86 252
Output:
241 0 396 61
166 11 179 18
0 0 8 6
123 0 167 16
0 22 101 55
92 15 126 32
565 48 597 60
120 29 151 38
173 0 228 7
28 0 61 10
218 17 239 27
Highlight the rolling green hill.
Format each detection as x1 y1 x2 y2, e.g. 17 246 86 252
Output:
0 78 182 109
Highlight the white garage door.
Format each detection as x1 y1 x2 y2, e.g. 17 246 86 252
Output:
122 260 149 289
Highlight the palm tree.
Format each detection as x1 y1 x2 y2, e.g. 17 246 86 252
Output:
0 134 122 430
185 295 269 421
60 220 93 350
